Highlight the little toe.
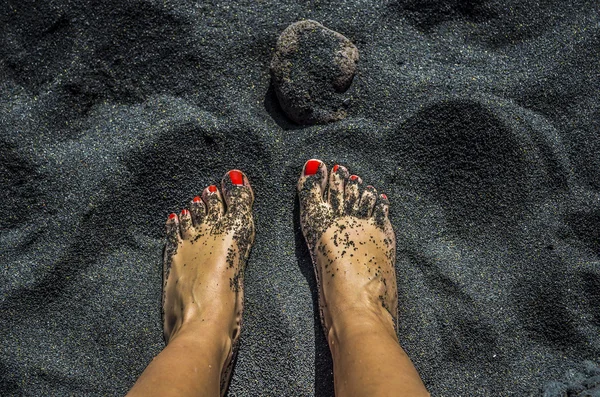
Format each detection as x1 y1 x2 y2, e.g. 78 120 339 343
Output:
179 208 193 238
328 164 349 217
357 185 377 218
297 159 328 211
373 193 391 229
344 174 363 215
202 184 225 224
165 213 182 251
189 195 206 226
221 169 254 215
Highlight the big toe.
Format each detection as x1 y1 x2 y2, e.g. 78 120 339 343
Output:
221 169 254 216
297 159 327 211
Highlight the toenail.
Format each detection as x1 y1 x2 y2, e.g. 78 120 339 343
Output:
193 196 201 203
381 194 388 200
208 185 217 193
181 209 189 216
367 185 374 189
229 170 244 186
168 213 177 220
304 160 321 176
350 175 358 181
333 165 339 173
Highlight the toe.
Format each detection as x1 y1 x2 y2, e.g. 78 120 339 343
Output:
165 212 182 249
203 184 224 224
373 193 391 229
297 159 327 210
328 164 349 216
190 195 206 226
344 174 362 215
357 185 377 218
179 208 193 238
221 169 254 215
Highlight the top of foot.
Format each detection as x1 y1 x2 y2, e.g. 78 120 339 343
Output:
297 159 398 335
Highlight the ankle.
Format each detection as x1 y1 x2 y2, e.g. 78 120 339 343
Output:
169 318 233 366
165 282 240 339
168 304 235 342
327 305 397 348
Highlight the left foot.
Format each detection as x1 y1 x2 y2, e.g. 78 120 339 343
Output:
162 169 255 395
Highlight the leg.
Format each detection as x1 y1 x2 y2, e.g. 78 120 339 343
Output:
297 159 429 397
128 170 255 397
329 307 428 396
127 323 230 397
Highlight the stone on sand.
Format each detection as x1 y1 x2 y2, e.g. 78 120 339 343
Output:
270 20 359 125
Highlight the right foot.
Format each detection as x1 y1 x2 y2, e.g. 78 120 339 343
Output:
163 169 255 396
297 159 398 338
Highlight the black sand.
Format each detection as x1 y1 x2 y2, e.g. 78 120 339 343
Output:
1 1 599 396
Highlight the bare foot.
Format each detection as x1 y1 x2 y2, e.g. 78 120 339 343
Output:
163 169 254 395
297 159 398 338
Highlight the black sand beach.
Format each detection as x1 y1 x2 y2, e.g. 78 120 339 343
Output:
1 0 599 395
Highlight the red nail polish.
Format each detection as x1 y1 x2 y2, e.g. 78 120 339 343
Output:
181 209 189 216
208 185 217 193
168 213 177 220
229 170 244 186
381 194 388 200
193 196 201 203
304 160 321 176
367 185 374 189
350 175 358 181
333 165 339 173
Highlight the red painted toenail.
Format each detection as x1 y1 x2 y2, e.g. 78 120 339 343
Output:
333 165 339 173
193 196 201 203
229 170 244 186
208 185 217 193
381 194 388 200
181 209 189 216
350 175 358 181
168 213 176 220
304 160 321 176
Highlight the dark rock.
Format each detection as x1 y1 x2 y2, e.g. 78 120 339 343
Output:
270 20 358 125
